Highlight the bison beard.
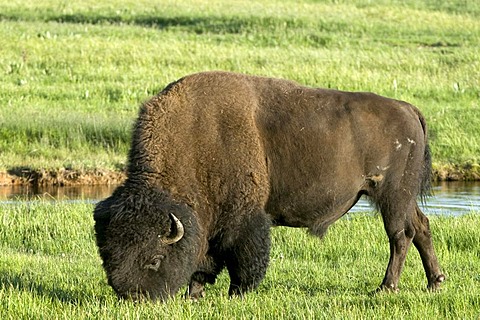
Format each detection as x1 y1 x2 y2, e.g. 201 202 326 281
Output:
93 71 445 302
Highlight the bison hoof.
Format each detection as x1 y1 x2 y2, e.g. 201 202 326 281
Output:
186 281 206 302
189 290 206 302
375 283 399 294
427 274 446 291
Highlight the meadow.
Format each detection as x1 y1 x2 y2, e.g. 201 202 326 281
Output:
1 0 480 319
0 0 479 179
1 201 479 319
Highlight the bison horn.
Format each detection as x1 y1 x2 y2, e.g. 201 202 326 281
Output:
160 213 184 245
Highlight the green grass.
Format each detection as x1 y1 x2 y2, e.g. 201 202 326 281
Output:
0 0 479 175
1 201 479 319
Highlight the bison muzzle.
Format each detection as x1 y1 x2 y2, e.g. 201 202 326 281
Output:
94 71 445 301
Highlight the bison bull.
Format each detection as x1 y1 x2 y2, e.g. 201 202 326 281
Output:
94 71 445 301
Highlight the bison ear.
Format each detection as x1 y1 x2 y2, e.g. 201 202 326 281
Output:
94 210 110 224
93 200 113 249
93 200 112 222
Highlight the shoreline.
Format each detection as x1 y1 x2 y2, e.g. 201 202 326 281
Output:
0 169 126 187
1 164 479 186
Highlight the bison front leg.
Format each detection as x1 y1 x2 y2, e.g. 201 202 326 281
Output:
224 210 271 297
186 279 206 301
186 255 225 301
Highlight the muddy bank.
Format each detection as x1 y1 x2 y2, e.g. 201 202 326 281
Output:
0 168 126 186
1 163 479 187
433 163 480 181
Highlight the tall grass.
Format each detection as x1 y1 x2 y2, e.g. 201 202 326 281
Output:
1 0 479 172
1 201 479 319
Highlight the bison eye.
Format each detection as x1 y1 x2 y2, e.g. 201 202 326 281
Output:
144 255 165 271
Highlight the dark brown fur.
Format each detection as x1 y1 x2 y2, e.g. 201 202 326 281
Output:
94 71 444 301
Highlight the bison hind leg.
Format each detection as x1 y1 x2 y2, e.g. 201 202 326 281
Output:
412 204 445 290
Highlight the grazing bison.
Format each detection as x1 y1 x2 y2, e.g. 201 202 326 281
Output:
94 71 445 301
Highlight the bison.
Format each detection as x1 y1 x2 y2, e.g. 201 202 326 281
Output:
94 71 445 301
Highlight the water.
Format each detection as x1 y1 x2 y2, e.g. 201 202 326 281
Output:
352 181 479 215
0 182 478 215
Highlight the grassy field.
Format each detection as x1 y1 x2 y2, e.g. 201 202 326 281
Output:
1 0 479 179
1 2 479 318
0 201 479 319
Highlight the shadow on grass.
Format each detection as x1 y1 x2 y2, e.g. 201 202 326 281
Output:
0 271 90 304
0 10 344 48
0 12 309 34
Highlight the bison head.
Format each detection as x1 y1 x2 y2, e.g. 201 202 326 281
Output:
93 184 200 301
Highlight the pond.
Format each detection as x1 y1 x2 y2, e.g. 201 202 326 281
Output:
0 181 478 216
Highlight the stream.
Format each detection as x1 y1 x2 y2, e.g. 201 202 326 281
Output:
0 181 478 216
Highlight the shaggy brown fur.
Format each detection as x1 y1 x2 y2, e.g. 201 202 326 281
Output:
94 71 444 301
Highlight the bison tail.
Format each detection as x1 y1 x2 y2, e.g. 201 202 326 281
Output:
420 143 433 201
417 110 433 202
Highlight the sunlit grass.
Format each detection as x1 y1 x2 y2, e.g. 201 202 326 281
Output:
1 201 479 318
0 0 479 173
